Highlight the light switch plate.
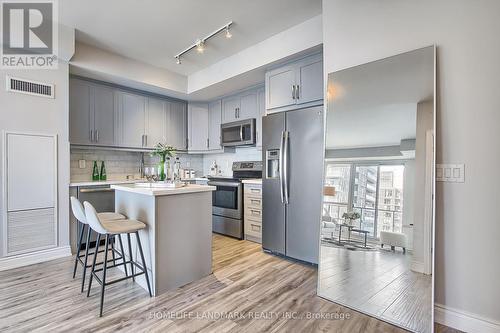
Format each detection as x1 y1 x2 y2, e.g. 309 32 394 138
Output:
436 164 465 183
78 159 86 169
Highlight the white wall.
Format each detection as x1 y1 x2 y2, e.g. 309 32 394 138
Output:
323 0 500 325
0 64 71 253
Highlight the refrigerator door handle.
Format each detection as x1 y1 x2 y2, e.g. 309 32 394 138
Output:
279 131 285 204
283 131 289 204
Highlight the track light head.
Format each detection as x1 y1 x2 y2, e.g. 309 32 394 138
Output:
196 40 205 53
225 26 232 39
176 56 181 65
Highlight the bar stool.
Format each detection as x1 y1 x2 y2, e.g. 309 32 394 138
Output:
70 197 127 292
83 201 152 317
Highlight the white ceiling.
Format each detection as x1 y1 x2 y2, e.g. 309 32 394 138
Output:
326 46 434 149
60 0 322 76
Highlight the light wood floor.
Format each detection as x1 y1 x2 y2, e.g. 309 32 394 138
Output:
319 244 432 333
0 234 459 333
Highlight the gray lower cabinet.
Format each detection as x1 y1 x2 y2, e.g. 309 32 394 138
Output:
208 100 222 150
168 101 187 150
188 103 209 151
118 91 146 148
265 53 323 113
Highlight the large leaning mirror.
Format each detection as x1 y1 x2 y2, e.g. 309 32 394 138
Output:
318 46 435 333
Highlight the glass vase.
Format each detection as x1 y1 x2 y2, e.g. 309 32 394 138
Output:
158 156 166 181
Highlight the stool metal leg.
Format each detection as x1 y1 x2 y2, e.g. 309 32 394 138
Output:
110 236 116 266
99 234 110 317
135 231 152 297
117 234 128 277
87 233 101 297
127 233 135 281
81 226 92 293
73 223 85 278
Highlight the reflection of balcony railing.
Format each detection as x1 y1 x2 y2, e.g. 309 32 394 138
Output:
352 207 402 238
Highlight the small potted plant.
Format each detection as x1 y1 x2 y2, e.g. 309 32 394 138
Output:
151 142 176 181
342 211 361 227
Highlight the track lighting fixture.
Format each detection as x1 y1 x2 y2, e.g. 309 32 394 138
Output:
174 21 233 64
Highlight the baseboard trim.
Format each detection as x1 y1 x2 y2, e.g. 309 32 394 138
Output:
0 246 72 271
435 303 500 333
410 260 424 273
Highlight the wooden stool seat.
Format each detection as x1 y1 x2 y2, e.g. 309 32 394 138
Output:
102 219 146 234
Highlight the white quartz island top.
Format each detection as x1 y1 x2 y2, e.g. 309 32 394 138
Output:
111 183 215 196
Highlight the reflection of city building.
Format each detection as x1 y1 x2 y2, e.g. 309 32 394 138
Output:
353 167 377 233
378 171 403 234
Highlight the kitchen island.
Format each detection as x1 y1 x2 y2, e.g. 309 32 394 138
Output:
111 183 215 296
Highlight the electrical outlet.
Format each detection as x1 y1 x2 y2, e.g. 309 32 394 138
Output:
78 159 86 169
436 164 465 183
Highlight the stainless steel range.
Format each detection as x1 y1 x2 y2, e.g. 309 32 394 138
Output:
208 161 262 239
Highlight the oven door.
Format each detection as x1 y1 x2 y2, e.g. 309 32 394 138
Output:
208 180 242 219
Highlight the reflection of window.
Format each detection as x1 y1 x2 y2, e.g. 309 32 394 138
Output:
323 162 405 238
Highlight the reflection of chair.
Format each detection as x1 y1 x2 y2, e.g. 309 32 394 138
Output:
380 231 407 253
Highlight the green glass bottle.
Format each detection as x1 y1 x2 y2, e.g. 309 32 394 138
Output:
92 161 100 181
99 161 107 181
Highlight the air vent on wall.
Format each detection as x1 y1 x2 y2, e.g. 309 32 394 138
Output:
5 75 55 98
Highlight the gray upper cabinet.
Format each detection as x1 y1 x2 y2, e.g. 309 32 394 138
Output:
145 97 167 148
265 53 323 113
188 103 209 151
256 87 265 148
208 100 222 150
239 91 258 120
296 56 324 105
69 79 93 145
70 77 188 150
168 101 187 150
118 91 146 148
93 85 116 146
222 96 240 123
265 64 296 111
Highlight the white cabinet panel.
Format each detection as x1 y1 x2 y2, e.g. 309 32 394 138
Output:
7 133 56 211
146 97 167 148
93 85 116 146
118 92 146 148
208 100 222 150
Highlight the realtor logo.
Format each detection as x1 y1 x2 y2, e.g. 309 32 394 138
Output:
1 0 58 69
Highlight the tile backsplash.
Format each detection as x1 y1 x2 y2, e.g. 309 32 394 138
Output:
70 148 204 182
202 147 262 176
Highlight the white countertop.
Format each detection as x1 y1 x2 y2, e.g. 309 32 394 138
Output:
70 177 209 187
111 183 215 196
242 179 262 185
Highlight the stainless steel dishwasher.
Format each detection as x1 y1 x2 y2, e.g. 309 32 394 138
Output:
75 185 116 250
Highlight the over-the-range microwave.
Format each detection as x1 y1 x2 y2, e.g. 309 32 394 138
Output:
221 119 256 147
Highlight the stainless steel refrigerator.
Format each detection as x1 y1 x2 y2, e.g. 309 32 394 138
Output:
262 106 323 264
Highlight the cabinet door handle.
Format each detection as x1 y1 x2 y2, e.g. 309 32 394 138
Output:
235 108 237 119
95 130 99 142
296 85 299 100
144 134 147 147
141 134 144 147
90 130 93 142
207 138 209 148
292 85 296 100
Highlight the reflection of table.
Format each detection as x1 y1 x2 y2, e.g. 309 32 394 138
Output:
338 224 353 243
349 228 369 248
